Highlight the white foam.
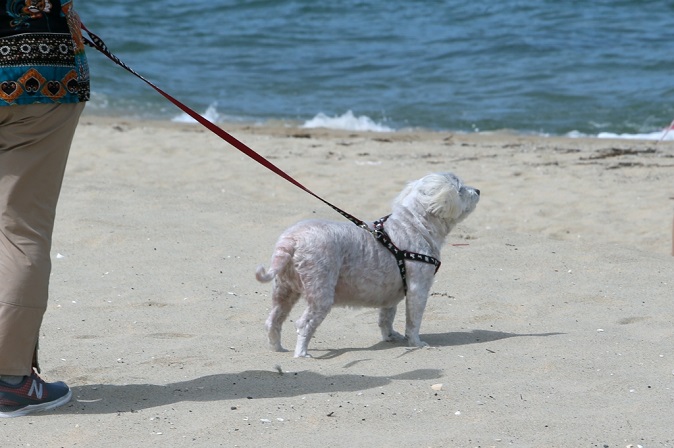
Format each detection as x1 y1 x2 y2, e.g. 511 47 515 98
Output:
567 126 674 141
302 110 393 132
172 103 221 124
565 130 587 138
597 129 674 141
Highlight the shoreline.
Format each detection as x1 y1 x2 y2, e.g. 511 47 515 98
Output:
82 108 674 141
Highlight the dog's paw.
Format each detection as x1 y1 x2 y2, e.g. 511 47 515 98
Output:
383 331 406 342
406 337 429 348
269 342 288 352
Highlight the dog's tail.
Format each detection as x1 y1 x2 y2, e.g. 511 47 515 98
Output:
255 239 295 283
255 264 276 283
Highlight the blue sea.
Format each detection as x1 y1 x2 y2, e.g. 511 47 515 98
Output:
76 1 674 138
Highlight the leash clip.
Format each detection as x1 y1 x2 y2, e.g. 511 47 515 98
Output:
359 223 379 239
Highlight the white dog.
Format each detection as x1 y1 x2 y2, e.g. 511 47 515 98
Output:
256 172 480 357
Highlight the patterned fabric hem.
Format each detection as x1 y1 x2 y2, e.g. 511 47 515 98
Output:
0 33 76 67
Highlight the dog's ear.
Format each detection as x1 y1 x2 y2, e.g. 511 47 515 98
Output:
393 173 462 221
424 176 462 220
393 173 463 220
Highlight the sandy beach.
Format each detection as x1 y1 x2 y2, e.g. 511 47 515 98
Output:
2 115 673 447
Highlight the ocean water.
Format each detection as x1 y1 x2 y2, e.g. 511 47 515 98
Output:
76 1 674 137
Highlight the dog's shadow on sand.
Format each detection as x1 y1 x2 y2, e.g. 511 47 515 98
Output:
316 329 564 359
422 329 564 347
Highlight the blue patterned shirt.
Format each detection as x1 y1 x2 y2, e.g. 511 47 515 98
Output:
0 0 89 105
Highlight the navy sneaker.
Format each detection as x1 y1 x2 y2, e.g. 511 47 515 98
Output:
0 370 72 418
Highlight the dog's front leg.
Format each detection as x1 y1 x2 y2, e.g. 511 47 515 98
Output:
404 288 431 347
379 306 405 342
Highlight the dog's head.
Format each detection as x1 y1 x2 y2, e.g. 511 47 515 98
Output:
393 172 480 225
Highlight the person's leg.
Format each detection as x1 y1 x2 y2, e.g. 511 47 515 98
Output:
0 102 84 378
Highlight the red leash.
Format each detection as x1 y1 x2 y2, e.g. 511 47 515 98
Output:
79 23 369 229
79 25 467 285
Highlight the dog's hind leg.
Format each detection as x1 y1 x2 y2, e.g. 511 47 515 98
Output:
265 284 301 352
293 296 332 358
379 306 405 342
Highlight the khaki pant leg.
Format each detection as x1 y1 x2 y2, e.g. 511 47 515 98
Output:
0 102 85 376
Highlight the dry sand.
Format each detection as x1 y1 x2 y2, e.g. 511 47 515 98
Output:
2 115 673 447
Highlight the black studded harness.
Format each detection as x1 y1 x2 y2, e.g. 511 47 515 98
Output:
369 215 441 294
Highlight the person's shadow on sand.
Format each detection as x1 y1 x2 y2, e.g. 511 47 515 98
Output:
57 329 561 415
59 368 442 415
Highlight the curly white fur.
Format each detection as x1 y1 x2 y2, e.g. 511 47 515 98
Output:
256 172 480 357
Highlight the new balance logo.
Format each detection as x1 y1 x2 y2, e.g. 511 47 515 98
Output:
28 380 43 400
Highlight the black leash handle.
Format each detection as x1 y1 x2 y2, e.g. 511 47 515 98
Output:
80 23 370 230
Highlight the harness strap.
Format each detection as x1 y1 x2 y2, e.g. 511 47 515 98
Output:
373 215 441 294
